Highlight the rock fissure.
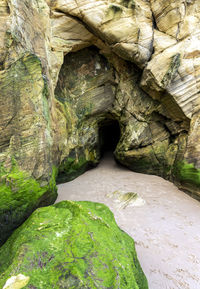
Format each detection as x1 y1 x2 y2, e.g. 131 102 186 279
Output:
0 3 200 287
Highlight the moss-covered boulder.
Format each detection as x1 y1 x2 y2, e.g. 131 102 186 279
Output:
0 201 148 289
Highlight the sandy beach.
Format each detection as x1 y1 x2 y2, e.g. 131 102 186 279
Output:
56 153 200 289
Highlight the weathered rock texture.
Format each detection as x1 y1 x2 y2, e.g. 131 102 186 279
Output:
0 201 148 289
0 0 200 243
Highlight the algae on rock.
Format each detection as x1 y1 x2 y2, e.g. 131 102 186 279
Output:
0 161 57 246
0 54 57 245
173 161 200 200
55 47 116 183
0 201 148 289
1 0 200 245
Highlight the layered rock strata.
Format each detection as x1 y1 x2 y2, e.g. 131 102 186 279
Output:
0 0 199 244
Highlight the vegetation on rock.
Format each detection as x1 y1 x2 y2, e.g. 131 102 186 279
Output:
57 152 97 183
161 54 181 88
0 0 200 250
0 201 148 289
0 162 57 246
173 161 200 198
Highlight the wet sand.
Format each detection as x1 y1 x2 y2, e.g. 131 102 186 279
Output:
56 153 200 289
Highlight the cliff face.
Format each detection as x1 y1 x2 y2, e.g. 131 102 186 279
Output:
0 0 200 243
50 0 200 194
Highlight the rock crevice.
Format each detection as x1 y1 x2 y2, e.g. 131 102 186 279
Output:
0 0 199 245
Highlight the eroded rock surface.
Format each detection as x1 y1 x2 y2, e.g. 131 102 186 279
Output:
0 53 57 245
49 0 200 197
0 0 199 243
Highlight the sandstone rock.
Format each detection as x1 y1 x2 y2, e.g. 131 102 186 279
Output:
0 1 59 244
2 274 30 289
0 0 10 66
0 54 57 245
49 0 154 68
153 30 177 56
0 0 200 244
173 160 200 199
173 114 200 196
141 36 200 120
0 201 148 289
54 46 174 185
51 11 95 53
0 158 57 246
54 46 116 182
150 0 200 40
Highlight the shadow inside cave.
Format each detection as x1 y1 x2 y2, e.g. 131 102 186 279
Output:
98 119 121 157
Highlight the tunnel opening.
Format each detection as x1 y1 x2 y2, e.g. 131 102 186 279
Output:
98 119 121 157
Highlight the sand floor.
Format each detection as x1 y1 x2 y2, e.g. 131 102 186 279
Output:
56 153 200 289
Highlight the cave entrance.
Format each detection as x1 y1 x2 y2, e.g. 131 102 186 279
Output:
98 119 121 156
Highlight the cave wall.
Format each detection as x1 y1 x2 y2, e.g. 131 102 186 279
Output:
48 0 200 196
0 0 200 243
55 46 184 184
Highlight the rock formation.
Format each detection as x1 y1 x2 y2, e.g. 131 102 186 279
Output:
0 201 148 289
0 0 199 244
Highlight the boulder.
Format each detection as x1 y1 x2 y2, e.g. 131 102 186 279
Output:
0 201 148 289
0 0 200 243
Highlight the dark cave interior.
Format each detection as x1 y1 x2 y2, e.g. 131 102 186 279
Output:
98 119 121 155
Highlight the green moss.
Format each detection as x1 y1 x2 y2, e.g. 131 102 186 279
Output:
58 156 87 181
173 161 200 191
161 54 181 88
121 0 135 9
115 144 167 177
57 153 95 183
76 102 93 125
162 164 172 178
109 4 123 13
0 201 148 289
107 4 123 19
0 163 57 246
42 78 50 119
